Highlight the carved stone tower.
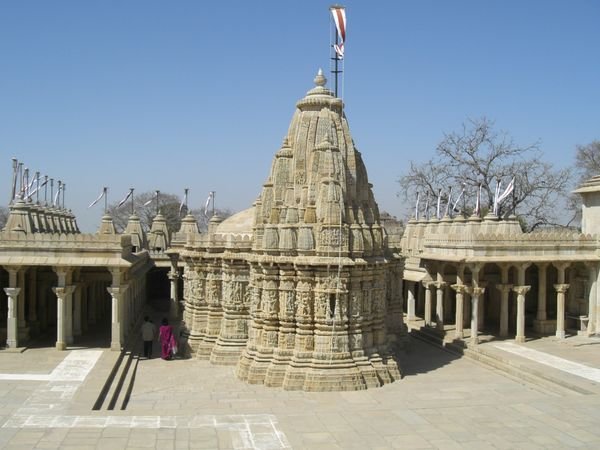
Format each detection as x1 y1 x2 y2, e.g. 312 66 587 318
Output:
234 70 403 391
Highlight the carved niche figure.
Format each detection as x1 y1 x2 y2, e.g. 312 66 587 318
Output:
296 291 312 320
314 292 328 319
262 289 278 318
350 290 362 318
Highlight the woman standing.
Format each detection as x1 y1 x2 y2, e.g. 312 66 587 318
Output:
158 318 176 360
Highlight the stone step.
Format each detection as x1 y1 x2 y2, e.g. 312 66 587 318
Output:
409 327 599 396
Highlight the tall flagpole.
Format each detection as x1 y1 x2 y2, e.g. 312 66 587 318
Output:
10 158 18 204
104 187 108 214
44 176 48 205
212 191 215 217
156 190 160 216
35 172 40 204
130 188 135 215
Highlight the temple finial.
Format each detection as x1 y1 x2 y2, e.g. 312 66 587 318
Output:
314 68 327 87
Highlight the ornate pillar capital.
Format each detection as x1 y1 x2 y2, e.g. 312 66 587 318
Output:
421 281 434 290
3 287 21 299
512 285 531 296
468 286 486 297
552 261 570 271
52 285 75 298
553 283 570 294
451 284 466 294
106 284 129 298
496 283 513 294
470 286 485 297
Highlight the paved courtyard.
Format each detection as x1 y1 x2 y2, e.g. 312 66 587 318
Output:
1 333 600 449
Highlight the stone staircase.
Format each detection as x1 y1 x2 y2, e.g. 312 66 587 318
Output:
409 325 600 396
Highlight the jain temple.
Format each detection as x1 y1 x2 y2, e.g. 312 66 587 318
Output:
1 71 600 391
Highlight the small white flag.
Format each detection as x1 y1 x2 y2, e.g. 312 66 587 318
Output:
452 186 465 214
53 184 62 206
179 189 188 215
436 189 442 219
497 176 515 204
118 189 133 207
88 188 106 208
475 183 482 216
414 192 420 220
144 191 158 207
445 187 453 217
204 191 213 216
493 179 502 216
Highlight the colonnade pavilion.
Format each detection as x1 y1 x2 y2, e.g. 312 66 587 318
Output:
1 71 599 392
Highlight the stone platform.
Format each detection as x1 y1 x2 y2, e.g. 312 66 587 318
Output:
2 313 600 449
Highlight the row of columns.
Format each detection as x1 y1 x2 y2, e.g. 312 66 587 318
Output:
3 265 147 351
405 261 576 344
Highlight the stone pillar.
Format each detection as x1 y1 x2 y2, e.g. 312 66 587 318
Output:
422 282 433 326
17 268 26 329
281 268 313 390
265 265 295 386
512 286 531 343
38 281 48 332
468 264 482 344
553 262 569 340
73 284 82 336
596 265 600 335
417 283 424 318
168 271 179 318
65 286 74 345
435 282 445 331
587 264 597 336
15 268 30 343
27 267 39 333
554 284 569 339
197 263 224 358
107 286 127 351
169 255 179 318
469 287 485 345
88 282 97 325
511 264 531 343
52 286 74 350
497 284 513 337
536 263 548 321
406 281 416 321
451 284 465 339
81 284 89 332
3 287 21 348
211 260 250 366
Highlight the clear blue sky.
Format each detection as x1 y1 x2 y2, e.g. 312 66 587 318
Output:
1 1 598 231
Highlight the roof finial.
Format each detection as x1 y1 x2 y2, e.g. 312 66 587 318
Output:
314 68 327 87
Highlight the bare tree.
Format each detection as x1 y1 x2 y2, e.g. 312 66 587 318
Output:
398 117 571 231
0 205 8 229
107 191 233 234
107 191 186 233
567 140 600 227
188 207 234 232
575 140 600 182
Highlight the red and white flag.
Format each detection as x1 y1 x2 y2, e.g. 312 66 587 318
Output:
331 6 346 59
